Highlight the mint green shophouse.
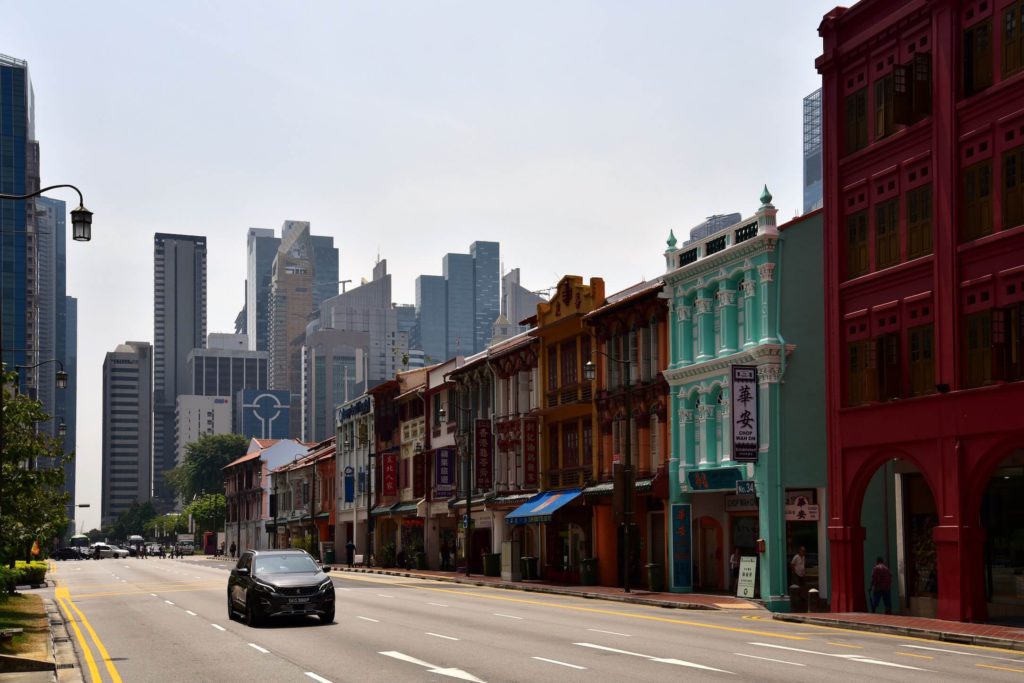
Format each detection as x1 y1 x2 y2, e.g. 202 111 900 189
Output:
662 188 827 611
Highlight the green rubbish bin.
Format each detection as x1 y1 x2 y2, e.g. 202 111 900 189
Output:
483 552 501 577
580 558 599 586
646 563 664 592
324 547 335 565
521 556 539 580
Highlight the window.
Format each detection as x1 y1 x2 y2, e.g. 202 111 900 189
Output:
560 341 578 386
1004 145 1024 229
907 184 933 258
846 211 869 279
994 303 1024 382
965 310 994 387
548 427 559 471
847 341 873 406
908 325 935 397
1003 1 1024 77
582 421 593 469
877 333 901 400
964 20 993 96
562 423 579 468
845 88 868 154
963 160 994 240
875 73 896 139
547 347 558 391
876 199 900 269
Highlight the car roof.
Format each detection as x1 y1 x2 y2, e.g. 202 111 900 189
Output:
247 549 311 556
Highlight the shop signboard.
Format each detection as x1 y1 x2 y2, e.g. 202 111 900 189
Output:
382 452 399 496
343 466 355 503
435 448 455 497
724 494 758 512
688 467 743 491
731 365 759 462
785 497 820 521
670 503 693 591
523 418 539 487
737 556 757 598
475 419 493 489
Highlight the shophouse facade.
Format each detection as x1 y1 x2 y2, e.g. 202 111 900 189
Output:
818 0 1024 621
269 438 335 560
662 192 827 610
335 394 375 562
422 359 462 570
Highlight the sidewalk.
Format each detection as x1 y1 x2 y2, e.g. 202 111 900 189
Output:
325 565 763 612
774 611 1024 652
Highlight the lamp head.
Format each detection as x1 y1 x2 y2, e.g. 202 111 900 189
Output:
71 205 92 242
58 421 67 438
583 360 596 382
56 369 69 390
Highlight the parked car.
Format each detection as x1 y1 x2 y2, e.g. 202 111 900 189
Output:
52 547 86 561
107 545 130 558
227 549 334 627
90 543 114 559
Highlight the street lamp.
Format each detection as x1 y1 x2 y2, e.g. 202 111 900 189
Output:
438 402 474 577
57 421 67 438
14 358 69 395
584 351 636 594
0 184 93 242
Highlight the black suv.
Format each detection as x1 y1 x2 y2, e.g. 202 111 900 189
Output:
227 549 335 626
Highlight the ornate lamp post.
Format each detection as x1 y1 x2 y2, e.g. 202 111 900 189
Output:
0 184 92 241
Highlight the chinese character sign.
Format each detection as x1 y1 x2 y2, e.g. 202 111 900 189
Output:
523 418 538 487
671 503 693 591
475 419 493 490
731 365 759 462
435 448 455 497
382 452 399 496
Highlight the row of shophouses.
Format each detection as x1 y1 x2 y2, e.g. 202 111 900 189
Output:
227 191 831 612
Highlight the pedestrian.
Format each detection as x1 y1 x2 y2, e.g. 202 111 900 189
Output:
790 545 807 596
440 539 451 571
729 547 740 594
869 556 893 615
229 541 237 559
345 540 356 568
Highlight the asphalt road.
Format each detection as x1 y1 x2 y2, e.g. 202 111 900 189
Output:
44 556 1024 682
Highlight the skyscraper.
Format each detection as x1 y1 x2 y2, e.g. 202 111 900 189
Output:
302 328 369 442
153 233 207 508
102 341 152 526
62 296 77 524
501 268 545 332
471 241 500 352
414 274 446 364
803 88 823 214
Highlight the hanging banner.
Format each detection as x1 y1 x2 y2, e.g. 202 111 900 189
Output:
381 452 399 496
671 503 693 591
435 448 455 497
523 417 538 487
475 419 493 490
343 466 355 503
731 365 759 462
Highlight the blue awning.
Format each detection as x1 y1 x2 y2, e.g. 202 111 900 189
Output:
505 489 583 525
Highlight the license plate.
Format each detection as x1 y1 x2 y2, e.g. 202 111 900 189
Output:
288 597 310 604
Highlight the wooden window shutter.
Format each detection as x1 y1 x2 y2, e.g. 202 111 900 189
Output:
893 64 912 124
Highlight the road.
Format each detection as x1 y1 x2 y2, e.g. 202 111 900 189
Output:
44 556 1024 682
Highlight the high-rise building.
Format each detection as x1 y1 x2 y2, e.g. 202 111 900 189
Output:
62 296 77 524
101 342 153 525
301 328 369 442
246 222 338 352
153 233 207 508
235 389 291 440
32 196 65 436
185 346 268 397
175 395 233 464
444 252 474 358
471 241 500 353
501 268 545 331
803 88 823 214
414 274 446 364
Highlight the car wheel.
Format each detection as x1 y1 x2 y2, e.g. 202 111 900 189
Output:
227 592 235 621
320 608 334 625
244 597 260 627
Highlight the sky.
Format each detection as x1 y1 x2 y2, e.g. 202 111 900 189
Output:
4 0 838 532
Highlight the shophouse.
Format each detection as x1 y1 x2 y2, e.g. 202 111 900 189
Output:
662 191 826 610
335 394 374 563
422 359 462 570
818 0 1024 621
581 280 671 589
269 437 335 560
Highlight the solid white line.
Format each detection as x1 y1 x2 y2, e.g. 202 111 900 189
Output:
749 643 928 671
164 600 175 605
587 628 631 637
305 673 332 683
900 644 1024 663
248 643 269 654
574 643 732 674
210 623 226 631
428 602 448 607
185 610 197 616
733 652 805 667
533 657 586 670
493 613 523 620
357 616 379 622
379 651 433 667
426 632 459 641
334 586 350 591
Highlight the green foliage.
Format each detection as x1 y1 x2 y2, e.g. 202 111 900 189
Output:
289 534 315 554
13 561 47 585
165 433 248 501
0 566 18 597
85 528 105 543
108 500 157 540
143 514 187 541
181 493 225 536
1 370 72 565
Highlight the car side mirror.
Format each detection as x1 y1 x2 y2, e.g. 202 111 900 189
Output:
234 567 249 576
322 566 331 573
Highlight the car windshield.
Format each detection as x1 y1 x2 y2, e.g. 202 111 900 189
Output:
253 554 319 576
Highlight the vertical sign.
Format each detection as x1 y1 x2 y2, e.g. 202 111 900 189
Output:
737 556 758 598
522 418 538 487
731 365 759 462
413 452 425 498
671 503 693 591
343 466 355 503
475 419 493 490
382 452 399 496
435 448 455 497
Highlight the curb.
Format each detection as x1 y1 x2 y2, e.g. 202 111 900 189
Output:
45 598 83 682
333 567 724 610
772 613 1024 652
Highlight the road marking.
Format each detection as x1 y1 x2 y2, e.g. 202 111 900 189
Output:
493 613 523 620
249 643 270 654
211 623 226 631
357 616 379 622
150 593 157 597
895 652 933 659
426 632 460 641
56 586 124 683
533 656 586 669
185 610 197 616
376 593 394 598
305 673 332 683
575 643 733 673
588 628 631 637
164 600 175 605
977 663 1024 673
428 602 449 607
900 644 1024 663
379 651 484 682
218 564 226 568
334 586 350 591
749 642 929 671
55 593 101 682
827 641 863 649
733 652 805 666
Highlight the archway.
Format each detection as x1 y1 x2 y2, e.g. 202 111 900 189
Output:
979 449 1024 622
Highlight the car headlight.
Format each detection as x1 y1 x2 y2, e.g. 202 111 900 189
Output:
254 581 277 593
318 579 333 592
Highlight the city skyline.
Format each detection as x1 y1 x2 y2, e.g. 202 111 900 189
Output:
3 1 834 531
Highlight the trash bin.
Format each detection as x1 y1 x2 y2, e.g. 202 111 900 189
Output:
580 558 599 586
323 547 335 565
483 553 501 577
646 563 664 592
521 556 539 580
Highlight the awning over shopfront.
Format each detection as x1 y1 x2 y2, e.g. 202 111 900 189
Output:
371 500 422 516
505 488 583 525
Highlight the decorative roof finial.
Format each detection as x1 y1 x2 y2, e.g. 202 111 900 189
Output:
666 229 677 249
760 184 773 206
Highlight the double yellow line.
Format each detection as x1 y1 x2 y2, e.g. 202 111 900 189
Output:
54 584 123 682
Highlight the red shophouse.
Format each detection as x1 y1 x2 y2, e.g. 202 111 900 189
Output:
818 0 1024 621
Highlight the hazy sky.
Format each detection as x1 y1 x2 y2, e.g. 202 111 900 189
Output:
5 0 836 531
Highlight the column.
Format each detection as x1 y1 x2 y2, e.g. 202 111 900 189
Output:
698 403 716 467
757 262 778 344
676 301 694 366
695 290 715 361
756 363 787 605
679 404 696 469
741 277 758 348
717 284 738 354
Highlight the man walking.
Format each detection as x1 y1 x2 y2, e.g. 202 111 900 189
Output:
229 541 237 559
869 556 893 615
790 546 807 595
345 539 356 568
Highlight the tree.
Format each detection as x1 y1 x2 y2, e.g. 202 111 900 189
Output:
165 433 248 502
182 493 225 540
109 500 157 540
1 370 72 564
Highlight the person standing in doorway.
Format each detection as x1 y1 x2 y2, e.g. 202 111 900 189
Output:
790 546 807 595
229 541 237 559
729 547 740 594
440 539 451 571
345 539 356 568
869 557 893 615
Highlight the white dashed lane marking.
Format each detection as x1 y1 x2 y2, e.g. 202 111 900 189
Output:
211 624 226 631
248 643 269 654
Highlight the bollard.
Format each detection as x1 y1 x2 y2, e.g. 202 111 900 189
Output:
807 588 819 612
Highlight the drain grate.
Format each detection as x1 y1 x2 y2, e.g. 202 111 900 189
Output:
56 663 75 670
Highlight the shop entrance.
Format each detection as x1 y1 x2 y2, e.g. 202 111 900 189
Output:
696 516 723 591
981 449 1024 621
